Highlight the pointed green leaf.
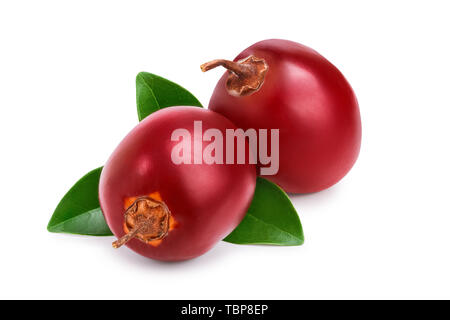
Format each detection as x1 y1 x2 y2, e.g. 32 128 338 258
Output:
224 177 304 245
136 72 202 121
47 167 112 236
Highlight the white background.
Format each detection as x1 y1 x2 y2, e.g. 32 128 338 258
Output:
1 0 449 299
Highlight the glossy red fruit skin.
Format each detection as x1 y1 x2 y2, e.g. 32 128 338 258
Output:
99 107 256 261
208 39 361 193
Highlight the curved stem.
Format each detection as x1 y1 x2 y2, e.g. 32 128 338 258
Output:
200 59 252 77
112 225 144 249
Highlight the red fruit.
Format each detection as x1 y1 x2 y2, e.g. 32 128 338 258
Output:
202 39 361 193
99 107 256 261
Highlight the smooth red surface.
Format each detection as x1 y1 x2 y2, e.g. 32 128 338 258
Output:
99 107 256 261
208 39 361 193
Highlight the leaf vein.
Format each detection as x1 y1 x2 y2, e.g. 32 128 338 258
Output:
246 213 302 241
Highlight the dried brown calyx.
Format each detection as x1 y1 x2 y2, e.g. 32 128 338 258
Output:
112 196 171 249
201 55 268 97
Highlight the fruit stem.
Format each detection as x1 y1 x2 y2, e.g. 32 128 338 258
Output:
112 224 145 249
200 59 252 78
112 196 171 249
200 55 268 97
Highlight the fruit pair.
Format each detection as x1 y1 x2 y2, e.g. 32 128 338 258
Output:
100 39 361 261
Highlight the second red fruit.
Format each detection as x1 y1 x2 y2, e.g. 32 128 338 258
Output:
202 39 361 193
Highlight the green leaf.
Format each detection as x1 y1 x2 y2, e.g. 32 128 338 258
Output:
47 167 112 236
136 72 202 121
224 177 304 246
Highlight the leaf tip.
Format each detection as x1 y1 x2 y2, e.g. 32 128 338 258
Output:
135 71 145 80
46 222 56 233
